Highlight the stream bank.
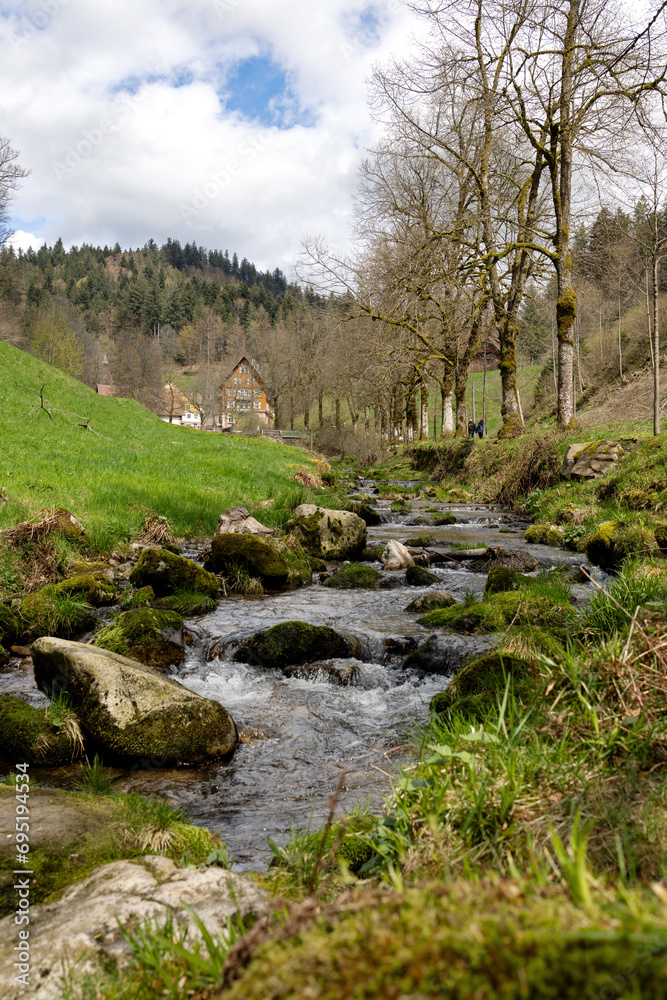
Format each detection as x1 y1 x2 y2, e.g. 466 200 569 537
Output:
1 477 596 870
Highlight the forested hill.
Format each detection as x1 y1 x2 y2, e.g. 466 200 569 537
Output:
0 236 298 338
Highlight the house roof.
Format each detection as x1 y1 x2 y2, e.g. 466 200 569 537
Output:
96 384 117 397
224 356 269 389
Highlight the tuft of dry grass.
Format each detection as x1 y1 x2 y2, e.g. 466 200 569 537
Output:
135 512 175 545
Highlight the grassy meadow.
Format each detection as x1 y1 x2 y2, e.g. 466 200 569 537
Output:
0 341 321 551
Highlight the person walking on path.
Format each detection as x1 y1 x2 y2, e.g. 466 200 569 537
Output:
468 419 476 438
477 419 484 439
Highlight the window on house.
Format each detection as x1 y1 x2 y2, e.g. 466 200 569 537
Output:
228 400 235 410
227 389 235 397
234 377 241 385
239 365 249 373
254 401 261 409
253 389 261 398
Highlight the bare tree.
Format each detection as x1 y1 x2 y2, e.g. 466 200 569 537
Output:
0 136 29 247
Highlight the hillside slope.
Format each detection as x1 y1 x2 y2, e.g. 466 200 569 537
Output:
0 342 318 549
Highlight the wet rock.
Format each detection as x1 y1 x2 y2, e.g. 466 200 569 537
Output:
31 637 237 764
404 634 472 675
562 440 624 481
286 504 367 560
282 660 360 685
130 548 220 598
323 564 381 589
405 565 440 587
215 506 273 535
405 591 456 613
347 501 384 526
92 608 185 671
417 602 506 633
0 855 266 1000
382 540 414 571
119 585 156 609
433 513 457 526
377 574 406 590
0 695 84 766
153 592 217 616
207 534 290 589
233 621 352 669
469 546 538 574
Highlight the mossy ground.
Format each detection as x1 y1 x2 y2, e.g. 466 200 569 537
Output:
0 782 219 918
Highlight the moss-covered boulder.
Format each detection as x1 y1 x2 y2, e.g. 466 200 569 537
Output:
583 520 654 571
0 695 84 766
119 585 156 610
130 548 220 598
484 566 522 594
417 602 506 634
405 591 457 613
347 502 384 527
390 499 410 513
271 536 313 587
20 586 98 641
92 608 184 671
431 650 535 719
308 555 328 572
434 513 457 526
405 565 440 587
286 504 367 560
654 522 667 552
492 590 576 637
31 637 237 764
524 524 565 547
207 534 291 589
0 603 21 646
233 621 351 669
53 573 119 606
322 564 381 589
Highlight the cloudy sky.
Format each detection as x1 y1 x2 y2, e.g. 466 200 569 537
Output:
1 0 421 273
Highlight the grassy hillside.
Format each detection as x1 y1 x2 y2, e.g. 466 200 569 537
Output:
0 342 319 550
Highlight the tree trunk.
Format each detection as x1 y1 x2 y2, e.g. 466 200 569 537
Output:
653 252 661 435
420 379 429 440
406 387 418 442
318 394 323 429
304 402 310 431
364 405 370 437
497 318 522 437
335 398 341 432
290 396 294 431
441 387 454 437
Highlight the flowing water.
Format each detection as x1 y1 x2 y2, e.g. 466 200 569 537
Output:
0 480 596 870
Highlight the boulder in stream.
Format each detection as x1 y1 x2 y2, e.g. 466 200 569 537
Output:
215 506 273 535
382 540 414 571
405 565 440 587
92 608 185 671
286 504 366 560
207 534 291 588
233 621 352 669
322 564 381 589
31 637 237 764
130 547 220 598
405 591 456 613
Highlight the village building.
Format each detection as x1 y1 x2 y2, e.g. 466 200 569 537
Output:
221 357 274 430
158 382 203 427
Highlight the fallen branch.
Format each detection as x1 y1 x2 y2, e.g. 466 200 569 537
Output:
16 382 102 435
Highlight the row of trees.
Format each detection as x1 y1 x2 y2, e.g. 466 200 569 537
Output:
302 0 667 437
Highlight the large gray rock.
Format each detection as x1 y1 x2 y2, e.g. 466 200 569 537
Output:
381 540 414 571
286 504 366 560
0 856 267 1000
31 637 237 764
561 440 624 481
215 506 273 535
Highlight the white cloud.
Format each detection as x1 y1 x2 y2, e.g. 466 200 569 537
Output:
1 0 421 273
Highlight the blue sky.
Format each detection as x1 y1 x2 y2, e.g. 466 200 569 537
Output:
0 0 419 272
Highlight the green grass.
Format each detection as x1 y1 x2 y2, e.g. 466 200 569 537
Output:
0 341 322 551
